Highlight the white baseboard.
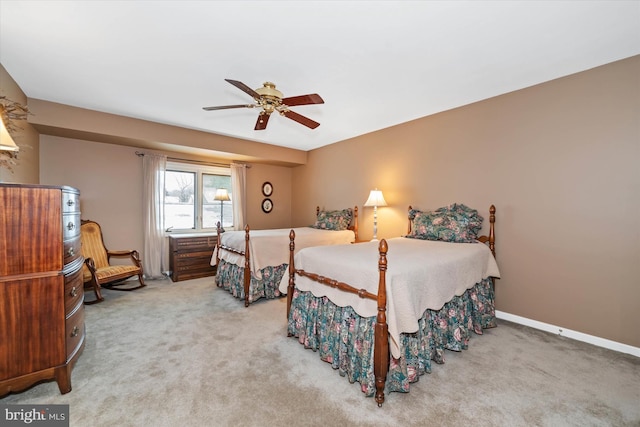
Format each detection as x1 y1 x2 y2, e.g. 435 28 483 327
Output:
495 310 640 358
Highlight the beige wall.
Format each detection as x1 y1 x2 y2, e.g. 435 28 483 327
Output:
244 163 293 230
41 137 144 250
292 55 640 348
0 64 39 184
39 136 293 253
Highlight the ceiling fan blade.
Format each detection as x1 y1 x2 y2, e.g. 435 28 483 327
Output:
282 94 324 106
282 110 320 129
255 113 270 130
225 79 261 100
202 104 254 111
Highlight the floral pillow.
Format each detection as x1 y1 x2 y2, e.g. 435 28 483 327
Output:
407 203 483 243
311 208 353 231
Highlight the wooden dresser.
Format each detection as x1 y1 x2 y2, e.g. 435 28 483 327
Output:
0 183 85 397
169 234 217 282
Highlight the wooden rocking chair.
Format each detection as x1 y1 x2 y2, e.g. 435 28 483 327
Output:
80 220 145 304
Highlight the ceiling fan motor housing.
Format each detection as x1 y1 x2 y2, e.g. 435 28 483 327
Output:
256 82 283 114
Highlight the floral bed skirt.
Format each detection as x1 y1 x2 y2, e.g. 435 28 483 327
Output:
287 277 496 396
215 259 287 304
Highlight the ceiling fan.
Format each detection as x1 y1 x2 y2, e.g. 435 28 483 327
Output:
203 79 324 130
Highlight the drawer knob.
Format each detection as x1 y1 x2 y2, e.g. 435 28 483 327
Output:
67 222 75 231
70 326 80 338
70 286 78 297
68 247 74 257
67 199 75 207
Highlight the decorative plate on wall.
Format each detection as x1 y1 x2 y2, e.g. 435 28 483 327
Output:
262 198 273 213
262 181 273 197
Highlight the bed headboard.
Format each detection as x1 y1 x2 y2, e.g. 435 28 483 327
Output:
315 205 359 241
406 204 496 258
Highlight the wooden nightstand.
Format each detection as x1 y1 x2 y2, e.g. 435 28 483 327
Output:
169 234 217 282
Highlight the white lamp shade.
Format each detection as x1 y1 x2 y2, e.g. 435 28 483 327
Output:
0 116 19 152
364 189 387 207
213 188 231 201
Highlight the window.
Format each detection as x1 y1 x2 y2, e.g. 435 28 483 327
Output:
164 162 232 232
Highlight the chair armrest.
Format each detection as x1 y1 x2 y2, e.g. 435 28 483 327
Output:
107 250 142 268
107 250 136 257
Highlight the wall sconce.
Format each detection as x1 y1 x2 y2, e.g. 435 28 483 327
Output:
364 188 387 241
0 106 20 153
214 188 231 232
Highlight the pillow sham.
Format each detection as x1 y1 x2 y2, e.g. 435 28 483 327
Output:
407 203 483 243
311 208 353 231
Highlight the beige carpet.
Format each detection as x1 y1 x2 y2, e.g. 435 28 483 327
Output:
2 277 639 427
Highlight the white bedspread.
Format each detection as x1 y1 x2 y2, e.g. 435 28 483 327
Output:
210 227 355 279
277 237 500 359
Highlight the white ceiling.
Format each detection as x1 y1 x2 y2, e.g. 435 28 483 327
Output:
1 1 639 152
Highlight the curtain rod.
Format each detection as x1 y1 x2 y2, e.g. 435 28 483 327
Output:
135 151 251 168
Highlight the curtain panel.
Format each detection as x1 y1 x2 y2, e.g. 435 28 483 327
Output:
230 163 247 231
142 153 167 278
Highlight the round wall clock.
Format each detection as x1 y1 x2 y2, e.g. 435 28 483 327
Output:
262 198 273 213
262 182 273 197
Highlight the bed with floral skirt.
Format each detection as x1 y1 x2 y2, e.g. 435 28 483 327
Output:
279 204 499 406
212 206 358 306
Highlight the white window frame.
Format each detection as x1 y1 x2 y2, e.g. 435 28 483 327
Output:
165 161 232 233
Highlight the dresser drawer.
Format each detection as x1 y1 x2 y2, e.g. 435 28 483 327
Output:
62 190 80 214
62 213 81 240
175 250 215 262
64 267 84 313
172 236 217 251
65 301 85 359
63 236 82 266
173 265 216 282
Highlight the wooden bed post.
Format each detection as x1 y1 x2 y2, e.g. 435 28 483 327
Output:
488 205 496 258
243 225 251 307
353 206 359 241
374 239 389 407
287 229 296 325
215 221 222 286
407 206 413 235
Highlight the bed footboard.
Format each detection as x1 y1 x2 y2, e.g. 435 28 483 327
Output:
287 230 390 406
216 223 252 307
